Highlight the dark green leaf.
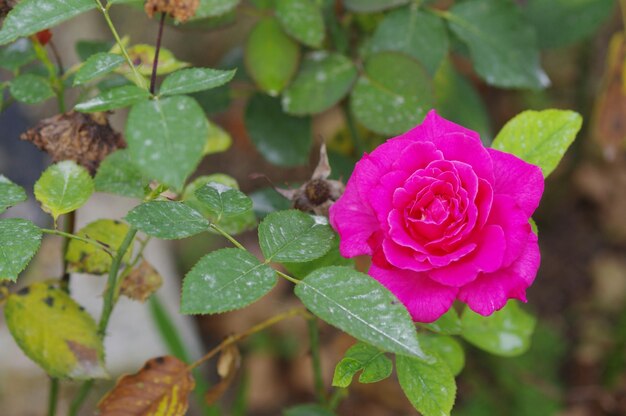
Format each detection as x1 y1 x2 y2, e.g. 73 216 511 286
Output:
73 52 125 86
0 175 27 214
191 85 231 115
245 93 312 166
160 68 236 96
283 404 336 416
193 0 240 19
181 248 276 314
125 201 209 240
344 0 409 13
351 52 433 135
125 95 209 190
94 150 149 199
0 219 42 281
250 187 292 219
75 85 151 113
34 161 94 221
9 74 54 104
276 0 325 48
461 301 536 357
282 235 353 279
420 334 465 376
419 308 462 335
282 52 357 115
295 266 427 358
245 18 300 95
0 39 36 71
332 342 392 388
258 210 334 262
446 0 549 89
194 182 253 220
75 40 113 61
370 6 448 74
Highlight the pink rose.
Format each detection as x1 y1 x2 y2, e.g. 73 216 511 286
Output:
329 111 544 323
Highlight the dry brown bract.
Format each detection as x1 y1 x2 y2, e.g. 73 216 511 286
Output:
20 111 125 174
144 0 199 23
120 260 163 303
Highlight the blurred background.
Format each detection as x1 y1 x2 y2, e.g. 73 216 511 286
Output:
2 0 626 415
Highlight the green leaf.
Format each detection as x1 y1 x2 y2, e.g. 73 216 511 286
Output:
115 44 189 77
125 201 209 240
282 235 353 279
34 161 94 221
350 52 433 135
204 121 232 155
491 109 583 177
435 60 492 143
159 68 236 96
283 404 336 416
396 353 457 416
94 150 149 199
75 40 113 61
461 301 536 357
193 0 240 19
0 39 36 71
258 210 334 262
9 74 54 104
446 0 549 89
419 308 462 335
420 334 465 376
245 18 300 95
194 182 253 220
192 85 232 115
523 0 615 49
344 0 409 13
250 187 292 219
0 175 27 214
65 219 132 275
74 85 151 113
0 219 42 281
181 248 276 314
73 52 125 86
276 0 325 48
282 52 357 115
4 282 106 379
125 95 209 190
332 342 392 388
245 93 312 166
295 266 427 358
0 0 96 45
370 6 448 74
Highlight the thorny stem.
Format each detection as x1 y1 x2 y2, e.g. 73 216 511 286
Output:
188 307 311 371
150 13 166 95
308 318 326 404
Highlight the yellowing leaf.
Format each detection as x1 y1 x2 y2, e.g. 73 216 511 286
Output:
4 282 106 379
98 355 195 416
112 43 190 77
203 121 232 155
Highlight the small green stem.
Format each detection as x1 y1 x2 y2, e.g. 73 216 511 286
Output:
67 380 94 416
47 377 59 416
32 39 65 112
41 228 114 257
328 388 348 410
307 318 326 404
210 223 246 250
274 269 300 285
60 211 77 290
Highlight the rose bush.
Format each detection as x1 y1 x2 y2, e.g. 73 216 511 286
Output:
329 111 544 322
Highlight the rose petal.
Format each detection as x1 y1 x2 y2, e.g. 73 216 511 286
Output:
369 263 459 323
458 232 540 316
488 194 532 266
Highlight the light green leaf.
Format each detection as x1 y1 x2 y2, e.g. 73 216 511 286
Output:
351 52 433 135
0 219 42 281
332 342 392 388
245 18 300 96
282 236 353 279
193 0 240 19
461 301 536 357
396 353 457 416
0 39 36 71
4 282 106 379
73 52 125 86
0 0 96 45
420 334 465 376
125 201 209 240
245 93 312 166
258 210 334 263
370 5 448 74
65 219 131 275
181 248 276 314
276 0 325 48
34 161 94 221
94 150 149 199
74 85 151 113
160 68 236 96
492 109 583 177
446 0 549 89
283 404 336 416
344 0 409 13
113 44 189 77
10 74 55 104
203 121 232 155
282 52 357 115
0 175 27 214
295 266 427 358
419 308 462 335
125 95 209 190
195 182 252 221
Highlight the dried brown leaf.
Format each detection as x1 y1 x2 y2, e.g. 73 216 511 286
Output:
20 111 125 174
144 0 199 22
205 344 240 405
98 355 195 416
120 261 163 303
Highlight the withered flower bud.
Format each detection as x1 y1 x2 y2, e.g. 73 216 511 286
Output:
120 261 163 302
144 0 199 23
20 111 126 174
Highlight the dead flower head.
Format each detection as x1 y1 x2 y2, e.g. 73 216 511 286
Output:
144 0 199 23
20 111 125 175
